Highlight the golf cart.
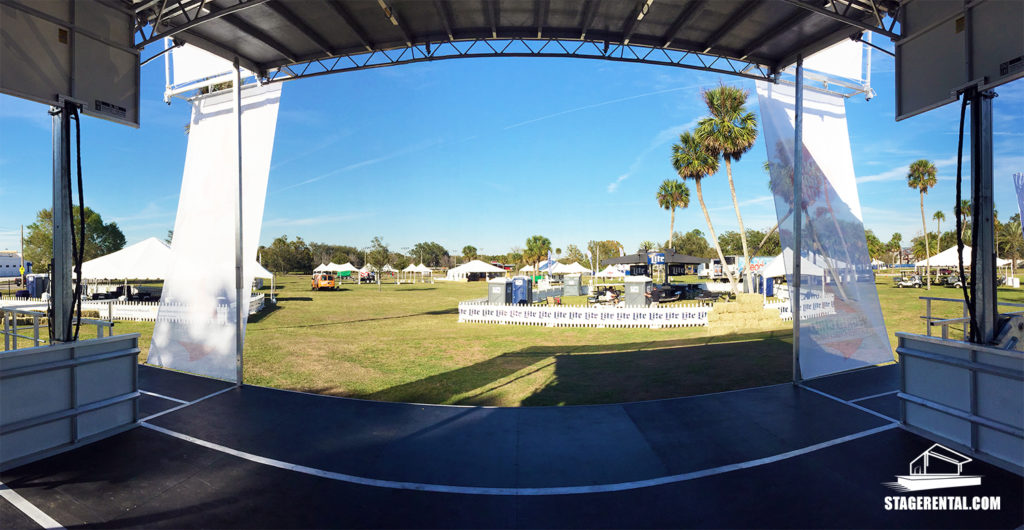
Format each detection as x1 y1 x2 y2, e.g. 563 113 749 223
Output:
894 274 923 288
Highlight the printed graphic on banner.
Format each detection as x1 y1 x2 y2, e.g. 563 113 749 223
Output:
149 84 282 381
756 81 892 379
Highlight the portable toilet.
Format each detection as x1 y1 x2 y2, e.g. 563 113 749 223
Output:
488 277 513 305
511 276 533 305
26 274 48 298
564 274 581 296
624 275 652 307
765 277 774 297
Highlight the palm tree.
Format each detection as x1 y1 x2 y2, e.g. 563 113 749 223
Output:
956 199 971 240
696 84 759 291
656 179 690 250
933 210 945 257
672 130 738 293
524 235 551 280
638 240 657 253
907 159 938 289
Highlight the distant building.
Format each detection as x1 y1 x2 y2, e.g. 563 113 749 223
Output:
0 250 30 277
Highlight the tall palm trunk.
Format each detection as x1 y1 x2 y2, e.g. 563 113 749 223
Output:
696 179 738 294
921 191 931 289
725 159 752 292
669 207 676 250
753 208 791 256
936 218 941 250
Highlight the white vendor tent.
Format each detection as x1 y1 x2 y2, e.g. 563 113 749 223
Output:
596 265 625 278
81 237 171 280
313 263 329 272
760 249 825 279
446 259 507 281
334 262 359 272
914 246 1010 268
552 262 591 275
81 236 274 296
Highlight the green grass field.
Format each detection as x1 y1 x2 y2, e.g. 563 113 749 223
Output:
11 273 1024 406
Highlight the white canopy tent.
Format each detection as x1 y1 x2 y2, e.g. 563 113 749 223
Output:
446 260 507 281
313 263 329 272
914 246 1011 268
80 237 275 298
595 265 625 278
760 249 825 279
552 262 591 275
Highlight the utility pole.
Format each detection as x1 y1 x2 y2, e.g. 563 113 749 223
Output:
20 224 25 285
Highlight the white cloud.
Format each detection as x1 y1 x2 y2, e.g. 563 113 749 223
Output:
607 174 629 193
504 84 706 131
605 119 699 193
263 213 369 227
709 194 774 211
856 155 961 184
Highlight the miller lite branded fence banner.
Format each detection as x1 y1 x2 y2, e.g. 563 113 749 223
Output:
149 83 282 381
755 81 892 379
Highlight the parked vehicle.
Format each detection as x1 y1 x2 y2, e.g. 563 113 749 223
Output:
697 255 772 281
894 274 923 288
311 272 335 291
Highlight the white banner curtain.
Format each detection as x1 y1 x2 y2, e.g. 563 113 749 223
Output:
756 81 892 380
149 83 282 381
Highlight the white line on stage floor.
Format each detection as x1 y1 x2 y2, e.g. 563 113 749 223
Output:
0 481 64 530
849 390 899 403
140 422 898 496
799 384 900 423
139 390 189 404
138 386 236 423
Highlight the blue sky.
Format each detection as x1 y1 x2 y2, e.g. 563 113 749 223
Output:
1 43 1021 258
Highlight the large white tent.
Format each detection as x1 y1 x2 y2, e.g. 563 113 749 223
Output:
914 246 1010 268
446 260 507 281
314 263 329 272
759 248 825 279
595 265 625 278
552 262 591 275
81 237 272 280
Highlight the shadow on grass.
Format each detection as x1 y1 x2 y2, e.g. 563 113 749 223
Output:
276 296 314 302
248 306 459 332
359 331 792 406
247 304 281 324
395 287 437 292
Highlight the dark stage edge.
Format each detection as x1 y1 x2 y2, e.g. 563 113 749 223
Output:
803 363 899 401
3 364 1021 528
3 426 1021 529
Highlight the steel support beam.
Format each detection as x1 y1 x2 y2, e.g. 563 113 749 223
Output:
483 0 499 38
661 0 704 48
135 0 271 49
778 0 899 40
325 0 373 52
579 0 601 40
233 57 244 385
739 9 813 60
221 13 299 63
50 102 73 343
434 0 455 41
969 89 996 344
535 0 549 38
792 55 804 384
621 0 652 45
266 1 334 56
264 37 772 84
702 0 758 53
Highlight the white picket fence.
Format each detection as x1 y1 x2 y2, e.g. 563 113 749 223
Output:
458 299 713 328
765 292 836 321
0 293 267 322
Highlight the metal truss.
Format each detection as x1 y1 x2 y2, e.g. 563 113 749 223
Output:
779 0 902 41
262 38 775 85
133 0 270 50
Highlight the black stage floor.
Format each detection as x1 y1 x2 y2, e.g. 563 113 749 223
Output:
1 363 1021 529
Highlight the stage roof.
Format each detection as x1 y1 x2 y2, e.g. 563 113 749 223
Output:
132 0 901 84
